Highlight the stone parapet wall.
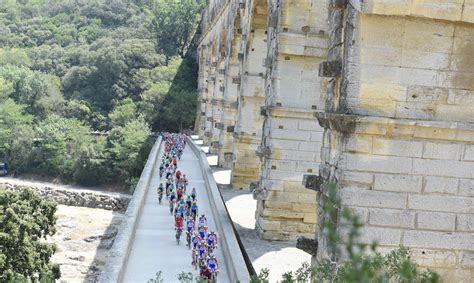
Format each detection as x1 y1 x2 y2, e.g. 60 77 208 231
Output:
0 182 130 211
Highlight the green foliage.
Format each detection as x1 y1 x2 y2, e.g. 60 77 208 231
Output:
311 182 440 283
250 268 270 283
0 189 60 281
148 271 208 283
0 48 31 67
127 177 141 194
109 98 138 127
108 117 153 182
0 99 33 160
177 271 194 283
0 0 202 187
0 65 63 117
148 271 164 283
71 140 109 186
151 0 204 60
31 115 91 179
153 56 198 131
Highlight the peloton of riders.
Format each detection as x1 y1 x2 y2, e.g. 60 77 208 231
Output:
158 133 219 281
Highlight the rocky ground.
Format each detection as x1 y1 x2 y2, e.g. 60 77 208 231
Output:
50 205 125 282
211 166 311 282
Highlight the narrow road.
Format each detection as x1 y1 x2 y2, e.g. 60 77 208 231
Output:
122 143 230 282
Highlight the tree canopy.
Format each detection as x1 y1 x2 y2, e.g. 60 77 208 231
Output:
0 189 60 281
0 0 203 187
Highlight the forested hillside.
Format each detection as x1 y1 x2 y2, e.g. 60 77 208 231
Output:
0 0 202 188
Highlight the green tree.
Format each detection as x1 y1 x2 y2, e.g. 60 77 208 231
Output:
0 65 63 117
153 56 198 131
0 48 31 66
32 115 91 180
0 99 33 161
0 189 60 281
108 117 153 183
109 98 138 127
72 138 109 186
151 0 203 62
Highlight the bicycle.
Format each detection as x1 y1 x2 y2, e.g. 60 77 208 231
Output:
176 228 182 245
210 269 219 283
192 249 199 270
186 231 192 249
169 199 175 215
158 189 163 204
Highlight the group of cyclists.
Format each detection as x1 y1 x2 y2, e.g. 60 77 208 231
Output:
157 133 220 282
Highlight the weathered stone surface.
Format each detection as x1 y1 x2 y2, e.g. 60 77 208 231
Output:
0 183 130 211
314 2 474 282
194 0 474 280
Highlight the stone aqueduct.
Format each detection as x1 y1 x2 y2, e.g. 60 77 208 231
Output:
194 0 474 280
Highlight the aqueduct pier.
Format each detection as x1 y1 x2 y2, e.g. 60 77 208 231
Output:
195 0 474 280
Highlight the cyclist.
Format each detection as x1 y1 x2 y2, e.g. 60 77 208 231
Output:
207 231 218 248
175 213 184 230
198 214 207 227
207 256 219 279
191 200 198 221
157 183 164 204
177 187 184 200
200 264 212 281
198 224 207 239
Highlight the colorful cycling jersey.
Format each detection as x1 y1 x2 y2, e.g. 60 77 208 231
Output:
208 259 218 270
191 203 198 210
187 220 194 232
198 216 206 226
198 226 206 238
198 244 207 257
208 233 216 245
177 206 186 216
192 235 200 248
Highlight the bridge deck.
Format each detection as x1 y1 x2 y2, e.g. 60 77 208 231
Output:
122 143 230 282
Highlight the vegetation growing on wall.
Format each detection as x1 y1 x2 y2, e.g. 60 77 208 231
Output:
0 0 203 187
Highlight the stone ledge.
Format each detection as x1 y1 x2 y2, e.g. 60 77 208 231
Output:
315 111 474 142
187 136 251 282
359 0 474 24
262 106 316 119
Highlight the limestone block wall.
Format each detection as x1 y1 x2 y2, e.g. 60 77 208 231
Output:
196 0 235 145
231 0 268 189
218 61 240 168
217 14 242 168
209 58 226 154
315 0 474 280
254 0 329 240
